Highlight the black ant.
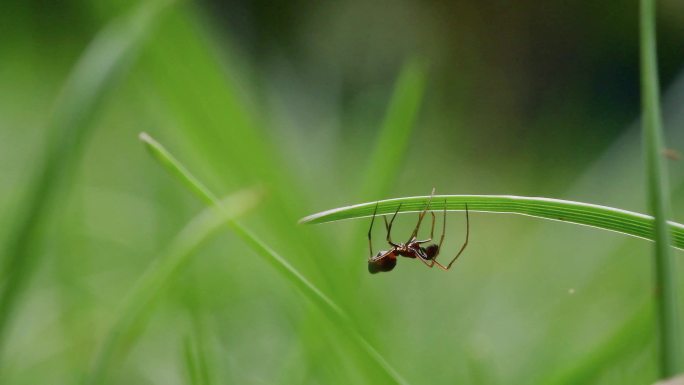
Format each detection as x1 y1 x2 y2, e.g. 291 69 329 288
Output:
367 189 469 274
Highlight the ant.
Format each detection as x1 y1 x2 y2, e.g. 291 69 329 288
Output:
367 189 469 274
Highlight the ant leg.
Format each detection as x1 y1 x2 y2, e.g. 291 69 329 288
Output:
433 204 469 271
438 199 447 249
409 187 436 241
383 203 402 246
367 203 379 260
411 250 436 268
416 212 436 244
418 198 446 248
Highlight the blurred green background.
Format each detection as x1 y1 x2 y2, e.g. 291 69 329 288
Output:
1 0 684 384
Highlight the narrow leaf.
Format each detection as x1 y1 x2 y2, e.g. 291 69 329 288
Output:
300 195 684 250
86 189 260 384
140 133 411 385
0 0 171 353
640 0 682 376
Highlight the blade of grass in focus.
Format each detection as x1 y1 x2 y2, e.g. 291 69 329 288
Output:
300 195 684 249
85 189 260 385
140 133 411 385
0 0 171 356
640 0 682 377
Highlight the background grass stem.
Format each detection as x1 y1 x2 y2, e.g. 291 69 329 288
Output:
140 133 411 385
85 190 260 385
0 0 170 359
640 0 682 377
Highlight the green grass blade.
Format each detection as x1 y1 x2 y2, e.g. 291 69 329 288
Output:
0 1 171 354
183 337 201 385
85 189 260 385
183 332 213 385
640 0 682 377
359 59 426 198
300 194 684 249
140 133 411 385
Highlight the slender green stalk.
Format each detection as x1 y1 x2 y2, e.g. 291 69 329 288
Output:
140 133 410 385
360 59 426 198
0 0 171 356
183 337 202 385
184 331 213 385
345 59 425 285
301 195 684 249
85 190 260 385
640 0 682 377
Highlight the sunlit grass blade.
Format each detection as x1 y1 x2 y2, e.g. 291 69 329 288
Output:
85 189 260 385
140 133 411 385
640 0 682 377
0 0 171 354
300 195 684 249
359 59 426 198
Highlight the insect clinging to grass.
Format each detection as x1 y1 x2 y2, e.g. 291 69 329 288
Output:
367 189 470 274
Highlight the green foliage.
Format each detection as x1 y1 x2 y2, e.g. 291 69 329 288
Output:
85 190 261 384
359 59 426 199
140 133 411 385
640 0 682 377
1 1 683 384
301 194 684 249
0 0 171 354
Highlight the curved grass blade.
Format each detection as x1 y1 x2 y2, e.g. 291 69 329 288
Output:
85 189 261 385
300 195 684 250
640 0 682 377
140 133 411 385
0 0 172 355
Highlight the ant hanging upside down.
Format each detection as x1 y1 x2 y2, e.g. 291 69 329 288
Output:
367 189 469 274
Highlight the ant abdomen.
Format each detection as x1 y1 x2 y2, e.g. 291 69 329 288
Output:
368 256 397 274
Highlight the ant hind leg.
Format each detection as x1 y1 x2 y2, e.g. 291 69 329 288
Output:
434 203 469 271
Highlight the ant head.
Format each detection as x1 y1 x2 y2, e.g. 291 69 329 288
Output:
423 244 439 260
368 253 397 274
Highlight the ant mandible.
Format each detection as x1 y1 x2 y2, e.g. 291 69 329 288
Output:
367 188 469 274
